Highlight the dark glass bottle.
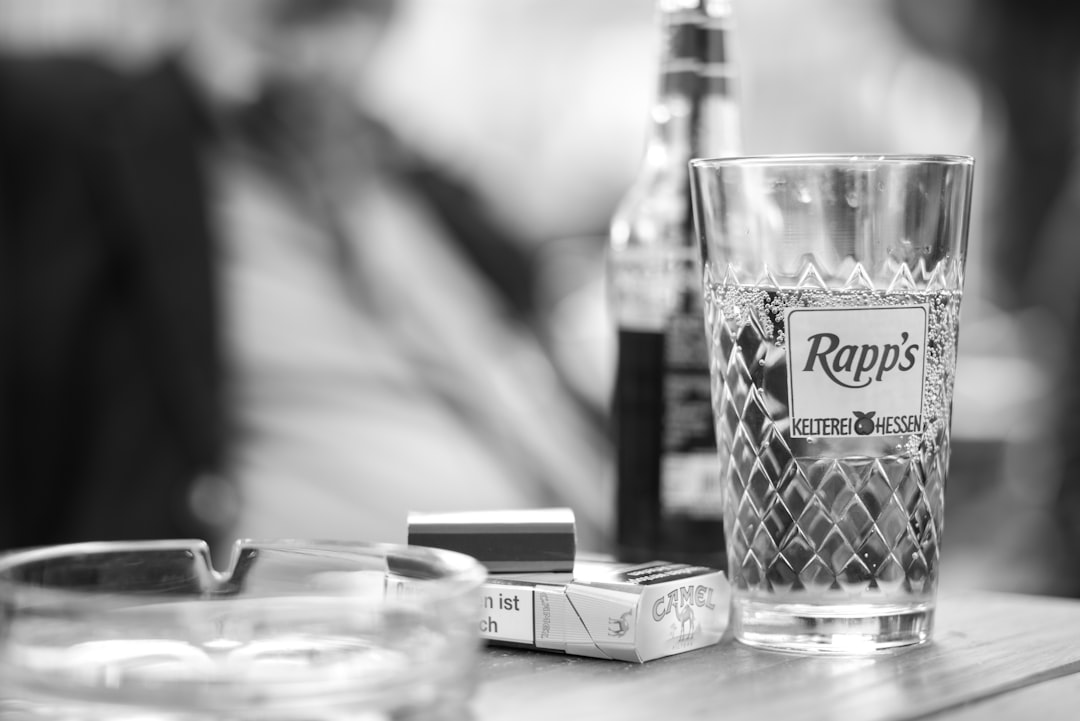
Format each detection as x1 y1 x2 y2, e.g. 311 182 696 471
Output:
609 0 740 568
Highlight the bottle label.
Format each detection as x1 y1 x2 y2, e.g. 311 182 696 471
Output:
661 309 722 518
785 305 928 438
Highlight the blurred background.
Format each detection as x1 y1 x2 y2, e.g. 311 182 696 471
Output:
2 0 1079 596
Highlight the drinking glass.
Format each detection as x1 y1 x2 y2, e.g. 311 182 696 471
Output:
0 539 486 719
689 154 973 654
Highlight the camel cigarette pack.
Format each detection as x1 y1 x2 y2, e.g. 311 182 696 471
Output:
480 560 730 663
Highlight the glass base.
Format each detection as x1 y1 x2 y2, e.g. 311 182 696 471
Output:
732 598 934 655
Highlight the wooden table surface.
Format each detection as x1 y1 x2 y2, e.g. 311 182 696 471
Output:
471 591 1080 720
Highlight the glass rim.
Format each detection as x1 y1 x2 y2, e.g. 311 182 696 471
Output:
0 538 487 604
689 153 975 169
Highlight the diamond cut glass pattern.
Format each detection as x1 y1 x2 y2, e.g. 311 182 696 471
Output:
709 271 951 603
692 154 972 653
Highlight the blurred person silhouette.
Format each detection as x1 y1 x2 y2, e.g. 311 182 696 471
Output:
0 5 228 551
0 0 611 555
182 0 611 549
893 0 1080 595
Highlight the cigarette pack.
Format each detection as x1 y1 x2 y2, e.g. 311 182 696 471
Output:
480 560 730 663
407 508 576 573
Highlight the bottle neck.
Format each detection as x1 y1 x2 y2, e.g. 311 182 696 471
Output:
644 6 739 170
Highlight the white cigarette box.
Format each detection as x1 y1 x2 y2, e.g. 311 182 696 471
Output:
480 560 730 663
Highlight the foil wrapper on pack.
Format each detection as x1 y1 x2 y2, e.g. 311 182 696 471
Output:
407 508 576 574
480 560 730 663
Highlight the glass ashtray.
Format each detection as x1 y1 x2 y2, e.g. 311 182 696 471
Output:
0 539 485 720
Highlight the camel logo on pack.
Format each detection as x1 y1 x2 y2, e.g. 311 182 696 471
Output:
651 584 715 643
608 610 632 638
785 305 928 439
673 603 695 642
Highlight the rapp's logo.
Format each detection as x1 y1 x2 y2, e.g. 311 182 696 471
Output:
801 331 920 389
786 305 928 439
